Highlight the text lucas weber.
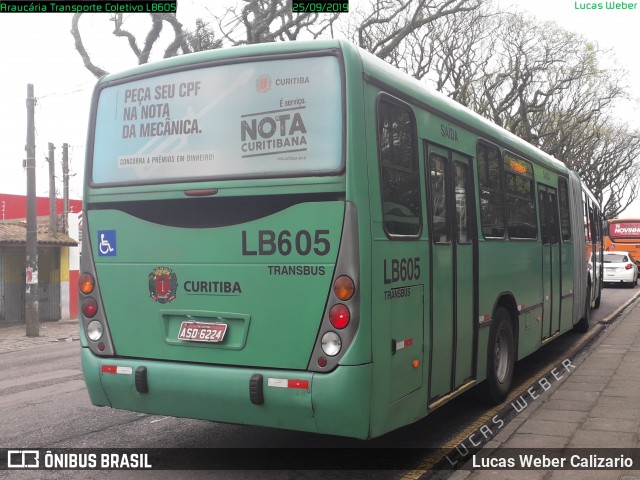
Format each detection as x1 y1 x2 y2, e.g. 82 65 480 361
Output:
575 1 637 9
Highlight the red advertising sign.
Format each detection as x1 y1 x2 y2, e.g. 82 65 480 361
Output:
610 222 640 239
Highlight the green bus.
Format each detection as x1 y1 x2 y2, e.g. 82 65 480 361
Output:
79 39 602 439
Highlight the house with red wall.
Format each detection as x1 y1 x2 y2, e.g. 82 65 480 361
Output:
0 194 82 325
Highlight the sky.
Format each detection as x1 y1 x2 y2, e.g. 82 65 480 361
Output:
0 0 638 214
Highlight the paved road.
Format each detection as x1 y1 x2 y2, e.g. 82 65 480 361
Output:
0 284 636 479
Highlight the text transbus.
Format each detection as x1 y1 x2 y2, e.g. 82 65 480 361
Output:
79 39 602 439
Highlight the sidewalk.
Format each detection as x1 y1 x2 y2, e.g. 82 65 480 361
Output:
0 319 80 354
453 294 640 480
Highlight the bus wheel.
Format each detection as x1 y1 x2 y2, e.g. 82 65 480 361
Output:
484 307 515 404
573 284 590 333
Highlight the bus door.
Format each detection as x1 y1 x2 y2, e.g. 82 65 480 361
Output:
426 144 477 403
538 184 561 339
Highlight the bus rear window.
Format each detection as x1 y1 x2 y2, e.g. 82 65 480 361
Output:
91 55 343 185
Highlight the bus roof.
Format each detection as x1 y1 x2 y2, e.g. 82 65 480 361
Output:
94 39 347 85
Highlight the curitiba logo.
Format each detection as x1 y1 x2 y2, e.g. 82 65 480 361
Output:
148 267 178 303
256 74 271 93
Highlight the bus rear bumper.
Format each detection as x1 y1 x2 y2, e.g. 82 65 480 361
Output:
81 347 372 439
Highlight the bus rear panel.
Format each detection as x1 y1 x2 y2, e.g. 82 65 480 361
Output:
80 45 373 439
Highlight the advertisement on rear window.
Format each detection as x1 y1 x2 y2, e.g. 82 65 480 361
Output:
610 222 640 239
92 55 342 184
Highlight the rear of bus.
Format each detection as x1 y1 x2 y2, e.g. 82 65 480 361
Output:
78 41 373 439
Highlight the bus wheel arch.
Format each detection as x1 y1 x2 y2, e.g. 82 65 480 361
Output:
483 297 517 404
493 294 519 358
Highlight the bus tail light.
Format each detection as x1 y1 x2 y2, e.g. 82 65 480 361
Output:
329 304 350 329
308 202 360 372
78 273 95 294
82 298 98 318
78 215 115 357
333 276 355 301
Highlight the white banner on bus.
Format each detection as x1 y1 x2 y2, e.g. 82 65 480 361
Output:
92 55 342 184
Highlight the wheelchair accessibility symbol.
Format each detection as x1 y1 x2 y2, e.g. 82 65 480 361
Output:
98 230 117 256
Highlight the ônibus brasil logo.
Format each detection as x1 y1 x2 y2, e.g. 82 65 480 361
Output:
148 267 177 304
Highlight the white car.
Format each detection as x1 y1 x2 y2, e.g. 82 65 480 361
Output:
603 251 638 287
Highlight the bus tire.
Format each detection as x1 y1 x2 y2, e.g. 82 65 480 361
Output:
483 307 515 404
573 284 591 333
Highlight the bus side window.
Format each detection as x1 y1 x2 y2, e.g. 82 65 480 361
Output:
540 190 549 244
589 207 597 246
549 192 559 245
558 177 571 242
429 153 449 243
504 151 537 240
584 194 591 243
477 142 505 238
377 96 421 237
454 161 472 244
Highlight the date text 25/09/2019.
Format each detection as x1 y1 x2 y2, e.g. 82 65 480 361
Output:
292 1 349 13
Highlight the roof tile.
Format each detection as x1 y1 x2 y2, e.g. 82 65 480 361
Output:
0 222 78 246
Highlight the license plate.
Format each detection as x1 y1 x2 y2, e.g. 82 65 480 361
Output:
178 322 227 343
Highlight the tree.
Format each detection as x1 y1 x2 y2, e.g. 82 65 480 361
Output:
71 1 340 78
187 19 223 53
216 0 340 45
71 12 221 78
378 2 497 106
427 11 638 215
348 0 481 61
468 15 616 143
563 120 640 218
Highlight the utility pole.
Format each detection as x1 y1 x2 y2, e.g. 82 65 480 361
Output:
47 142 56 234
25 84 39 338
62 143 69 235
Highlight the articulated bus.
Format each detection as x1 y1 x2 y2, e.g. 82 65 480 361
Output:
79 40 602 439
605 219 640 258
